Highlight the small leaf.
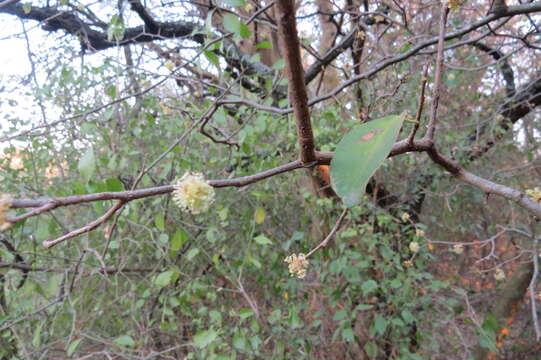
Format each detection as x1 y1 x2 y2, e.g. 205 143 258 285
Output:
254 207 265 224
223 13 241 34
67 338 82 356
373 314 388 336
193 329 218 348
330 113 406 207
255 41 271 49
170 229 188 251
239 308 254 319
364 341 379 358
204 50 220 66
225 0 245 7
23 3 31 14
239 23 251 38
78 148 95 182
361 279 378 295
114 335 135 347
254 234 272 245
186 247 200 261
155 212 165 231
154 270 178 287
401 310 415 324
233 332 248 350
105 178 124 191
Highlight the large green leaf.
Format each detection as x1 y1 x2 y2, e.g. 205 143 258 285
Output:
330 113 405 207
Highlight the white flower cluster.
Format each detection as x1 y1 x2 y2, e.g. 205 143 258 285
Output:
172 172 215 215
284 253 309 279
0 194 12 231
409 241 420 253
452 244 464 254
494 268 506 281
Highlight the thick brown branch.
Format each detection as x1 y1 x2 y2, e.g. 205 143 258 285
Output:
275 0 316 165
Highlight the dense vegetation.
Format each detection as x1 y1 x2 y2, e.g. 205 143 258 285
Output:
1 0 541 359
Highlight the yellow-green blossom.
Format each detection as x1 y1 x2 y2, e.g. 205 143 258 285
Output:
172 172 215 215
409 241 420 253
284 253 309 279
0 194 12 231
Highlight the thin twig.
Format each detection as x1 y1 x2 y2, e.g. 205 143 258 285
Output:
529 234 541 341
306 208 349 257
42 201 125 248
408 63 429 145
426 2 449 141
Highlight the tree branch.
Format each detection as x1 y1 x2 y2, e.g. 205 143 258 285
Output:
275 0 316 165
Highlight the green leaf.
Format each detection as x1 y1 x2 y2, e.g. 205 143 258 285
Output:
239 308 254 319
114 335 135 347
154 270 178 288
78 148 95 182
361 279 378 295
155 212 165 231
225 0 245 6
342 328 355 342
23 3 31 14
254 207 265 224
105 178 124 191
401 310 416 324
193 329 218 348
373 314 388 336
364 341 379 358
239 23 251 39
223 14 251 38
233 332 248 350
67 338 82 356
204 50 219 67
186 247 200 261
255 41 271 49
223 13 241 34
254 234 272 245
330 113 406 207
170 229 188 251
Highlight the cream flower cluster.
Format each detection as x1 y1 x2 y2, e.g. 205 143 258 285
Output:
409 241 420 253
401 212 411 222
0 194 12 231
494 268 506 281
172 172 215 215
284 253 309 279
452 244 464 254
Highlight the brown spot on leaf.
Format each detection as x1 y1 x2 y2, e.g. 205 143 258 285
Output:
357 129 383 142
